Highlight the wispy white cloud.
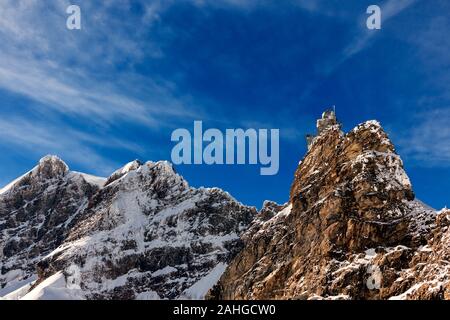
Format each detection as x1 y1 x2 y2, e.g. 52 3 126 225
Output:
0 52 193 126
0 0 195 123
0 116 137 174
394 11 450 168
343 0 416 59
0 0 445 175
408 15 450 91
0 0 204 170
324 0 417 74
397 108 450 166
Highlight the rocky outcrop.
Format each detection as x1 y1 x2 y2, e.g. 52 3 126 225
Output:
385 208 450 299
209 120 446 300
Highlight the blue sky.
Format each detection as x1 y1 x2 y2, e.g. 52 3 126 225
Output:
0 0 448 209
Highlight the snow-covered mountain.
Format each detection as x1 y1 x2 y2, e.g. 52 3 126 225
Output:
0 156 255 299
1 113 448 300
0 156 103 298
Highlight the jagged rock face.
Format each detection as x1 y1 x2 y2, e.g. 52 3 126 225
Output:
209 121 443 300
0 156 101 290
384 208 450 299
33 161 255 300
290 122 415 252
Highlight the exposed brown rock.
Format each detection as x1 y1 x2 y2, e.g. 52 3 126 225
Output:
209 119 446 300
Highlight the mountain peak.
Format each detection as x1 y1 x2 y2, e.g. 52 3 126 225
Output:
37 154 69 173
117 159 143 174
0 155 69 196
104 159 143 186
38 154 66 165
33 155 69 180
104 160 183 188
210 114 440 300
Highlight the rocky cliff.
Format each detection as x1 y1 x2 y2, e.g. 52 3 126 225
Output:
208 120 448 300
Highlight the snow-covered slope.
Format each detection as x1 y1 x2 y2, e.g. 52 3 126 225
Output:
0 156 104 293
0 156 255 300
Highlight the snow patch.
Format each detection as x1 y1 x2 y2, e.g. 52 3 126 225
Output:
136 291 161 300
72 172 106 188
180 263 227 300
0 274 37 299
21 272 85 300
152 266 177 277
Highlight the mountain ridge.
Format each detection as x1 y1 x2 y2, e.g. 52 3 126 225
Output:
1 155 255 299
1 116 448 300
